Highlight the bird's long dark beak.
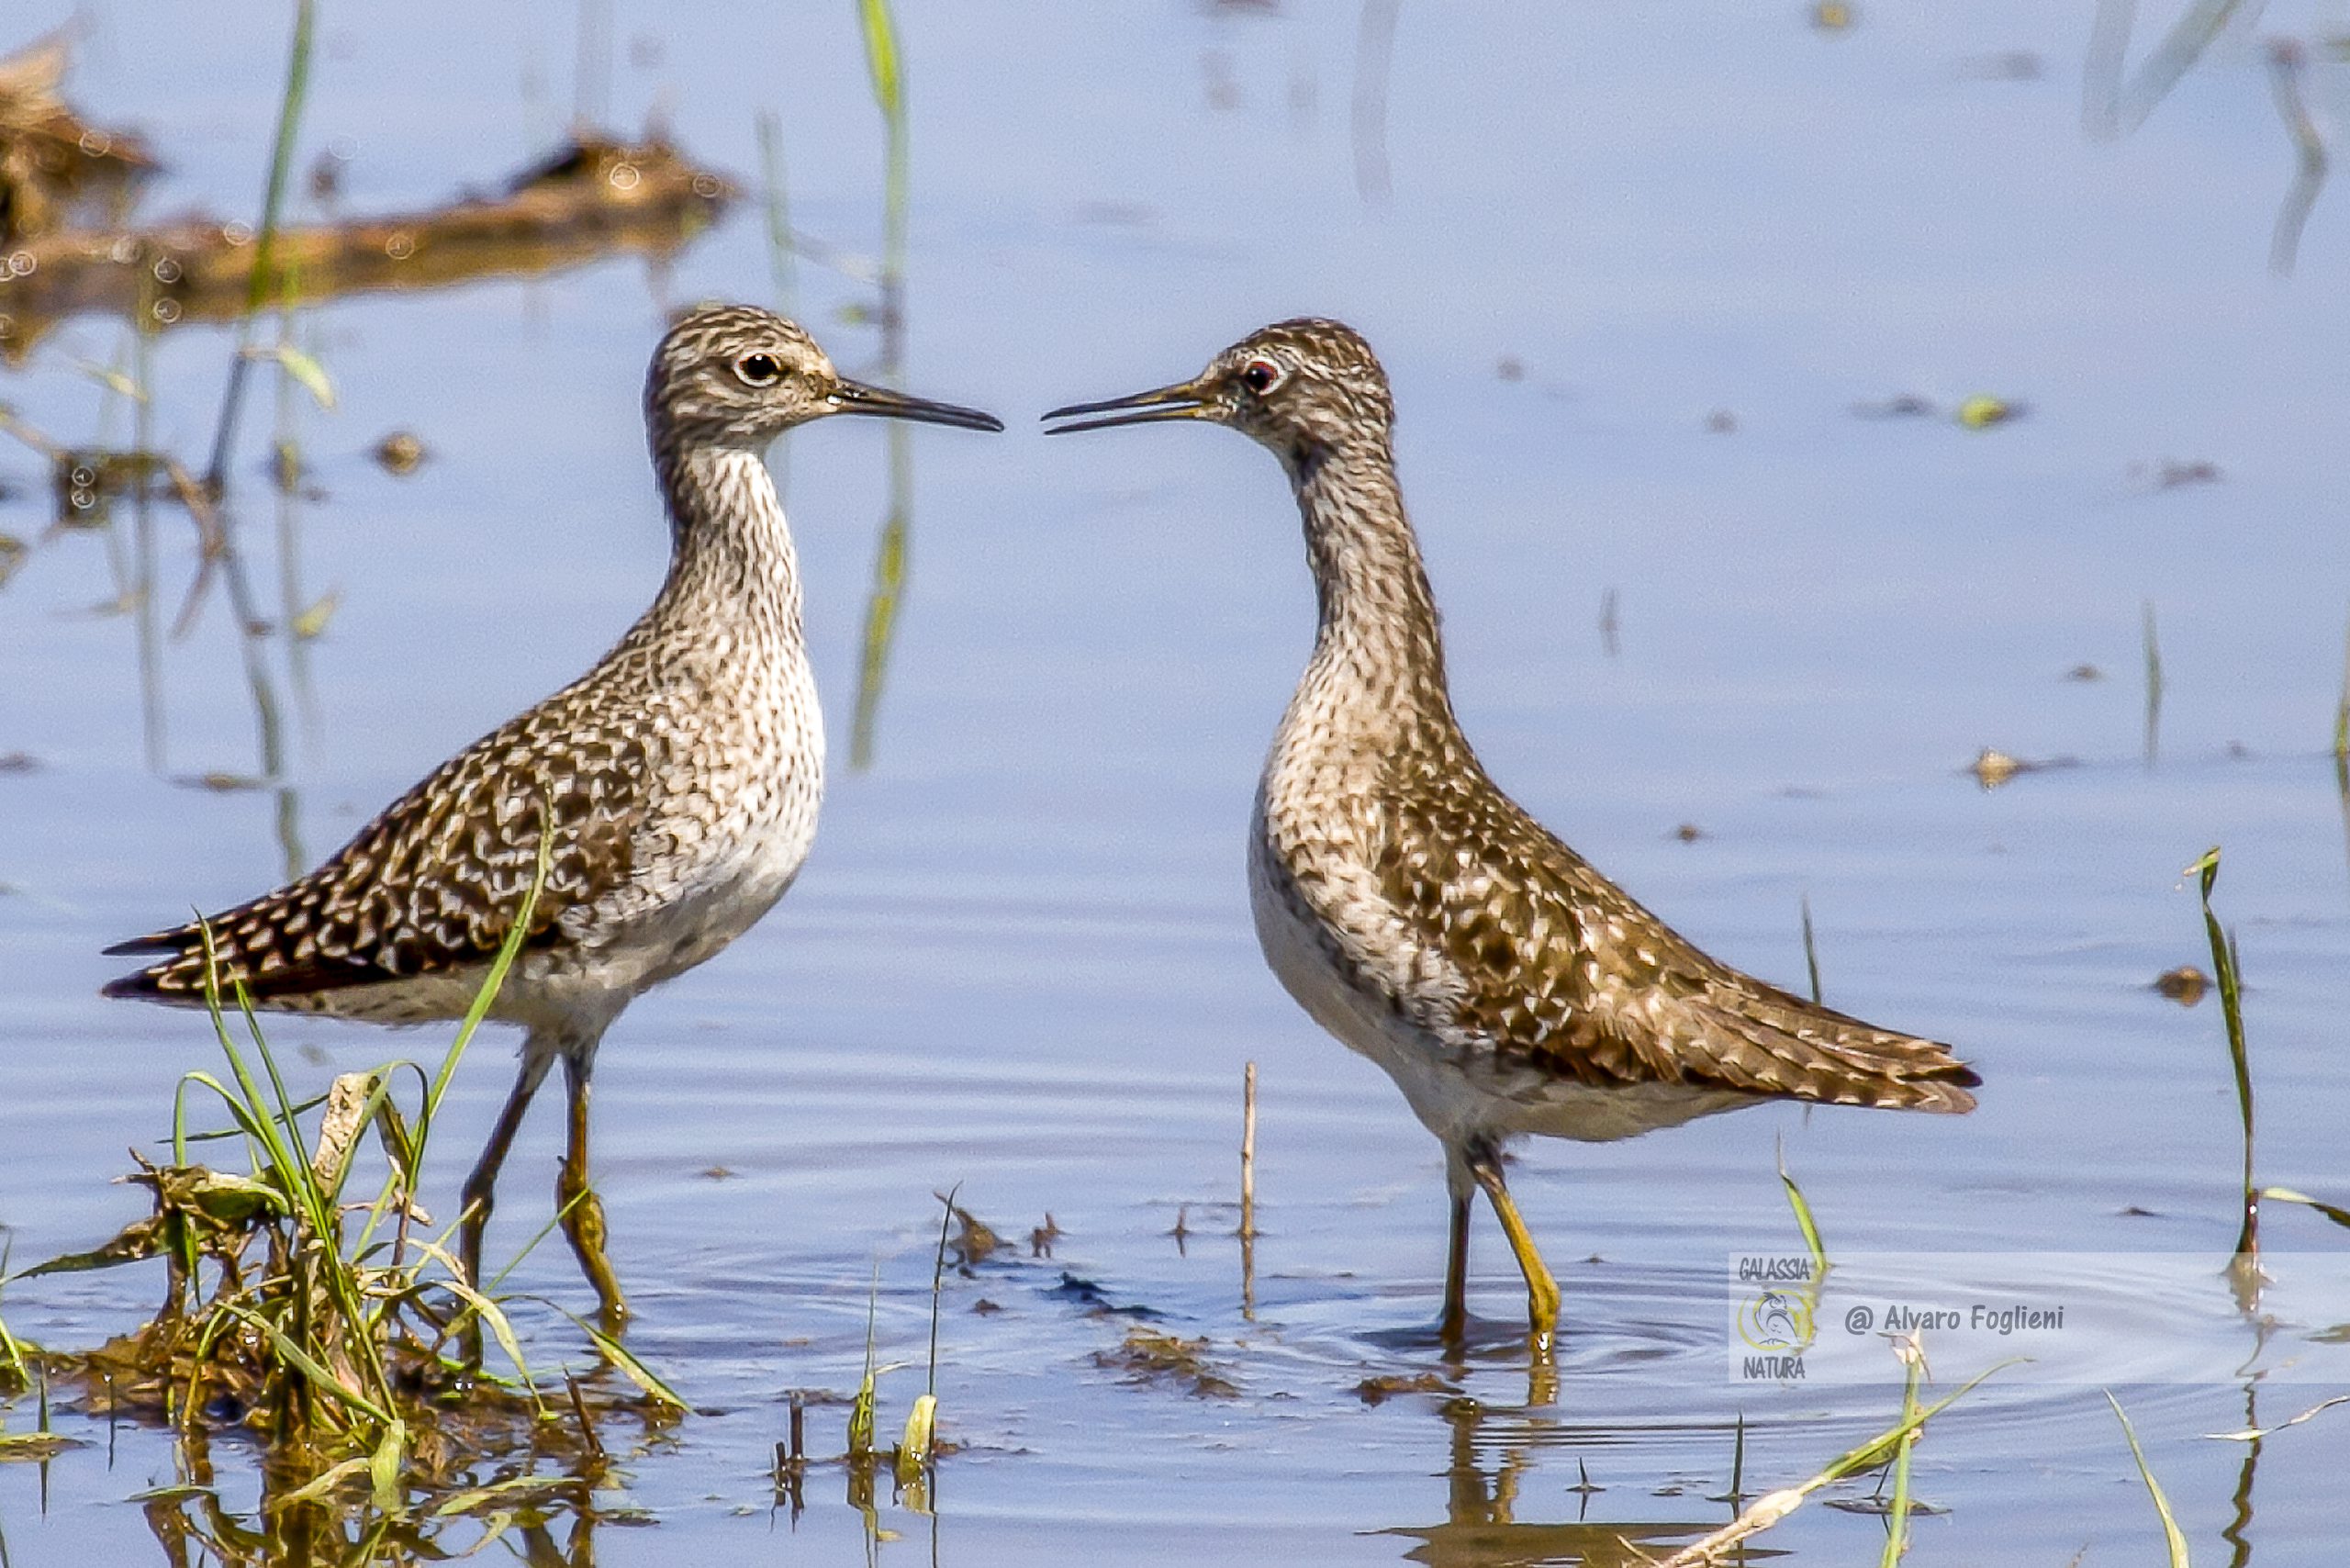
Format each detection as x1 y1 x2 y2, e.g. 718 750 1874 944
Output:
829 377 1005 432
1041 378 1212 435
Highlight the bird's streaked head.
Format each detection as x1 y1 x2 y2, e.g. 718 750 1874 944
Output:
650 304 1003 451
1043 318 1393 468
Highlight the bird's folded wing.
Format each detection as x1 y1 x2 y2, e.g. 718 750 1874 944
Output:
105 708 653 1002
1385 788 1977 1113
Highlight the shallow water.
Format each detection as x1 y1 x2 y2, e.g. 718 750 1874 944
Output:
5 0 2350 1561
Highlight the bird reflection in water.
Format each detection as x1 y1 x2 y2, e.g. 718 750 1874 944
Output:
1381 1395 1718 1568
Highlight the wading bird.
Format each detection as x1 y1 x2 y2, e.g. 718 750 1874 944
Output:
106 305 1002 1322
1046 319 1975 1350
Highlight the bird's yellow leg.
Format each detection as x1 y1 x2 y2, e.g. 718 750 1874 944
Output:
1469 1153 1559 1352
558 1054 630 1324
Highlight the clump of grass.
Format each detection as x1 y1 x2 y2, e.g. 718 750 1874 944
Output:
825 1194 963 1519
21 833 679 1509
1661 1355 2014 1564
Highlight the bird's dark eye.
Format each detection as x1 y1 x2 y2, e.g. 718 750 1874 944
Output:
1239 357 1283 394
734 353 785 386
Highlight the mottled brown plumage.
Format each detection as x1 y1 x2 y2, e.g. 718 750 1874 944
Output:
1047 319 1975 1348
106 304 1002 1323
105 659 657 1008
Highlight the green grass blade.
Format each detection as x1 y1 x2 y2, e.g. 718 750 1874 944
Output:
219 1305 393 1427
556 1309 686 1410
204 0 317 489
2108 1391 2192 1567
369 1417 407 1513
927 1183 957 1398
274 1456 371 1506
2257 1186 2350 1230
1878 1346 1923 1567
0 1242 28 1386
431 1273 539 1402
2333 605 2350 762
243 343 335 410
1775 1139 1829 1280
855 0 903 118
2186 849 2258 1260
1799 894 1822 1004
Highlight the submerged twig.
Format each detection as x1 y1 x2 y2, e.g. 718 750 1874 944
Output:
1239 1061 1259 1239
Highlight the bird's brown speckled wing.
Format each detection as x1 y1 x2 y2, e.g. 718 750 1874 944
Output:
103 678 658 1005
1371 756 1978 1114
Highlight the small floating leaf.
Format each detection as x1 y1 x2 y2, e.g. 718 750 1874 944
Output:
372 431 426 475
1956 394 2019 430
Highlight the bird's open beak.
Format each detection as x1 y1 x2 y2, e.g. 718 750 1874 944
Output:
828 377 1005 432
1041 378 1213 435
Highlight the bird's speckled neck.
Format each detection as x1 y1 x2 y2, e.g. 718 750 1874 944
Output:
1287 432 1456 737
647 443 805 660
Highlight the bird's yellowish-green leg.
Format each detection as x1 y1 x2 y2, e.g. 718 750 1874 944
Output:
1470 1151 1559 1351
558 1055 629 1324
